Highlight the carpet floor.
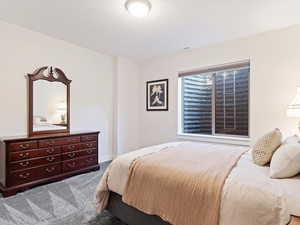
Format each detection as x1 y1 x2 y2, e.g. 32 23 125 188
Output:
0 162 126 225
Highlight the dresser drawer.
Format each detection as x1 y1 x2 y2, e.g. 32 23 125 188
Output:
80 154 98 167
39 163 61 179
10 147 61 161
78 148 97 158
80 141 97 150
39 138 67 148
65 136 80 144
8 163 61 186
62 151 77 161
62 148 97 161
81 135 97 142
9 154 61 171
62 159 81 173
62 154 97 173
8 141 38 152
62 143 81 153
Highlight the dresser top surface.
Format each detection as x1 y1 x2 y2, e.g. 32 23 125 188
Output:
0 130 100 142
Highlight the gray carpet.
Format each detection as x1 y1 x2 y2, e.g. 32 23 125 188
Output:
0 162 126 225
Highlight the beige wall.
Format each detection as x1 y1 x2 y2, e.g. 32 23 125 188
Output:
115 57 140 155
139 25 300 147
0 20 140 162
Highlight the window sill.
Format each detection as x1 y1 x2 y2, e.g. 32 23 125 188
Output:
177 133 251 146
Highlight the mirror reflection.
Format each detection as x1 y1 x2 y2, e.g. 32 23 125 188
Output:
33 80 67 132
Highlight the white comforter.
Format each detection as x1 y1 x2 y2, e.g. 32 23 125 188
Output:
103 142 300 225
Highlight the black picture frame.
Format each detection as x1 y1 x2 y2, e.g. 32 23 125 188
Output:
146 79 169 111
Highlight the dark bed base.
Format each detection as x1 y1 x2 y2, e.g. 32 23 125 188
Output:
106 192 297 225
107 192 171 225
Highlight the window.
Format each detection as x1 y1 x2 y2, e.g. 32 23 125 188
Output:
179 62 249 137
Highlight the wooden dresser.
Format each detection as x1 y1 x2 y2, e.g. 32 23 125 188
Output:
0 131 100 197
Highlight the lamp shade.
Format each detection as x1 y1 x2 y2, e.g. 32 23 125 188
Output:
57 102 66 112
287 88 300 118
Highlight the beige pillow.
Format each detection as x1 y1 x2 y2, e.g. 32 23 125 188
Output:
252 128 282 166
270 143 300 178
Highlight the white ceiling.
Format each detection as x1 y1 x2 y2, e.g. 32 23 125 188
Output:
0 0 300 60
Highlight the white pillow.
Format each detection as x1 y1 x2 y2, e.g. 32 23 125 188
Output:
252 128 282 166
270 143 300 178
283 135 300 144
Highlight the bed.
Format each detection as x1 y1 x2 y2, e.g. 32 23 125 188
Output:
96 142 300 225
33 122 66 131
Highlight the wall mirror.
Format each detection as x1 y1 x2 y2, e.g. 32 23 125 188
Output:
28 66 72 136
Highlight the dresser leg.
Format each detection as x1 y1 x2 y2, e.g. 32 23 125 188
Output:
92 165 100 171
1 189 17 197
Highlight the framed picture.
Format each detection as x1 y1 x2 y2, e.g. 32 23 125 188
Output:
146 79 168 111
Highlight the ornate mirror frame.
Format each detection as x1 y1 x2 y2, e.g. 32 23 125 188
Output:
27 66 72 137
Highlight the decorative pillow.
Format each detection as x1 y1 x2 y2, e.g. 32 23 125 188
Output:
270 143 300 178
283 135 300 144
252 128 282 166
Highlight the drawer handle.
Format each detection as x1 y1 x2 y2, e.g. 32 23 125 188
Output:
86 158 94 163
68 152 75 158
19 161 30 167
47 148 55 154
45 167 56 173
19 153 29 158
46 156 55 162
19 173 31 179
86 144 93 148
20 144 30 149
67 162 76 168
68 145 76 150
86 149 93 154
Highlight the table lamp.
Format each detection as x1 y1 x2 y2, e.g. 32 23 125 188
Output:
287 87 300 132
57 102 67 124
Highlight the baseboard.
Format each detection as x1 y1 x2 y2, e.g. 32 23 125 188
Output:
100 154 113 163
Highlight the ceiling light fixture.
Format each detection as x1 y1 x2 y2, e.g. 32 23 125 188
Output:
125 0 152 18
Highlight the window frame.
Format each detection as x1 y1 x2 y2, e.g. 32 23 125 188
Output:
178 61 250 143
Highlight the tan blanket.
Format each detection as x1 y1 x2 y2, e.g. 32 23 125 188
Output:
122 142 246 225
